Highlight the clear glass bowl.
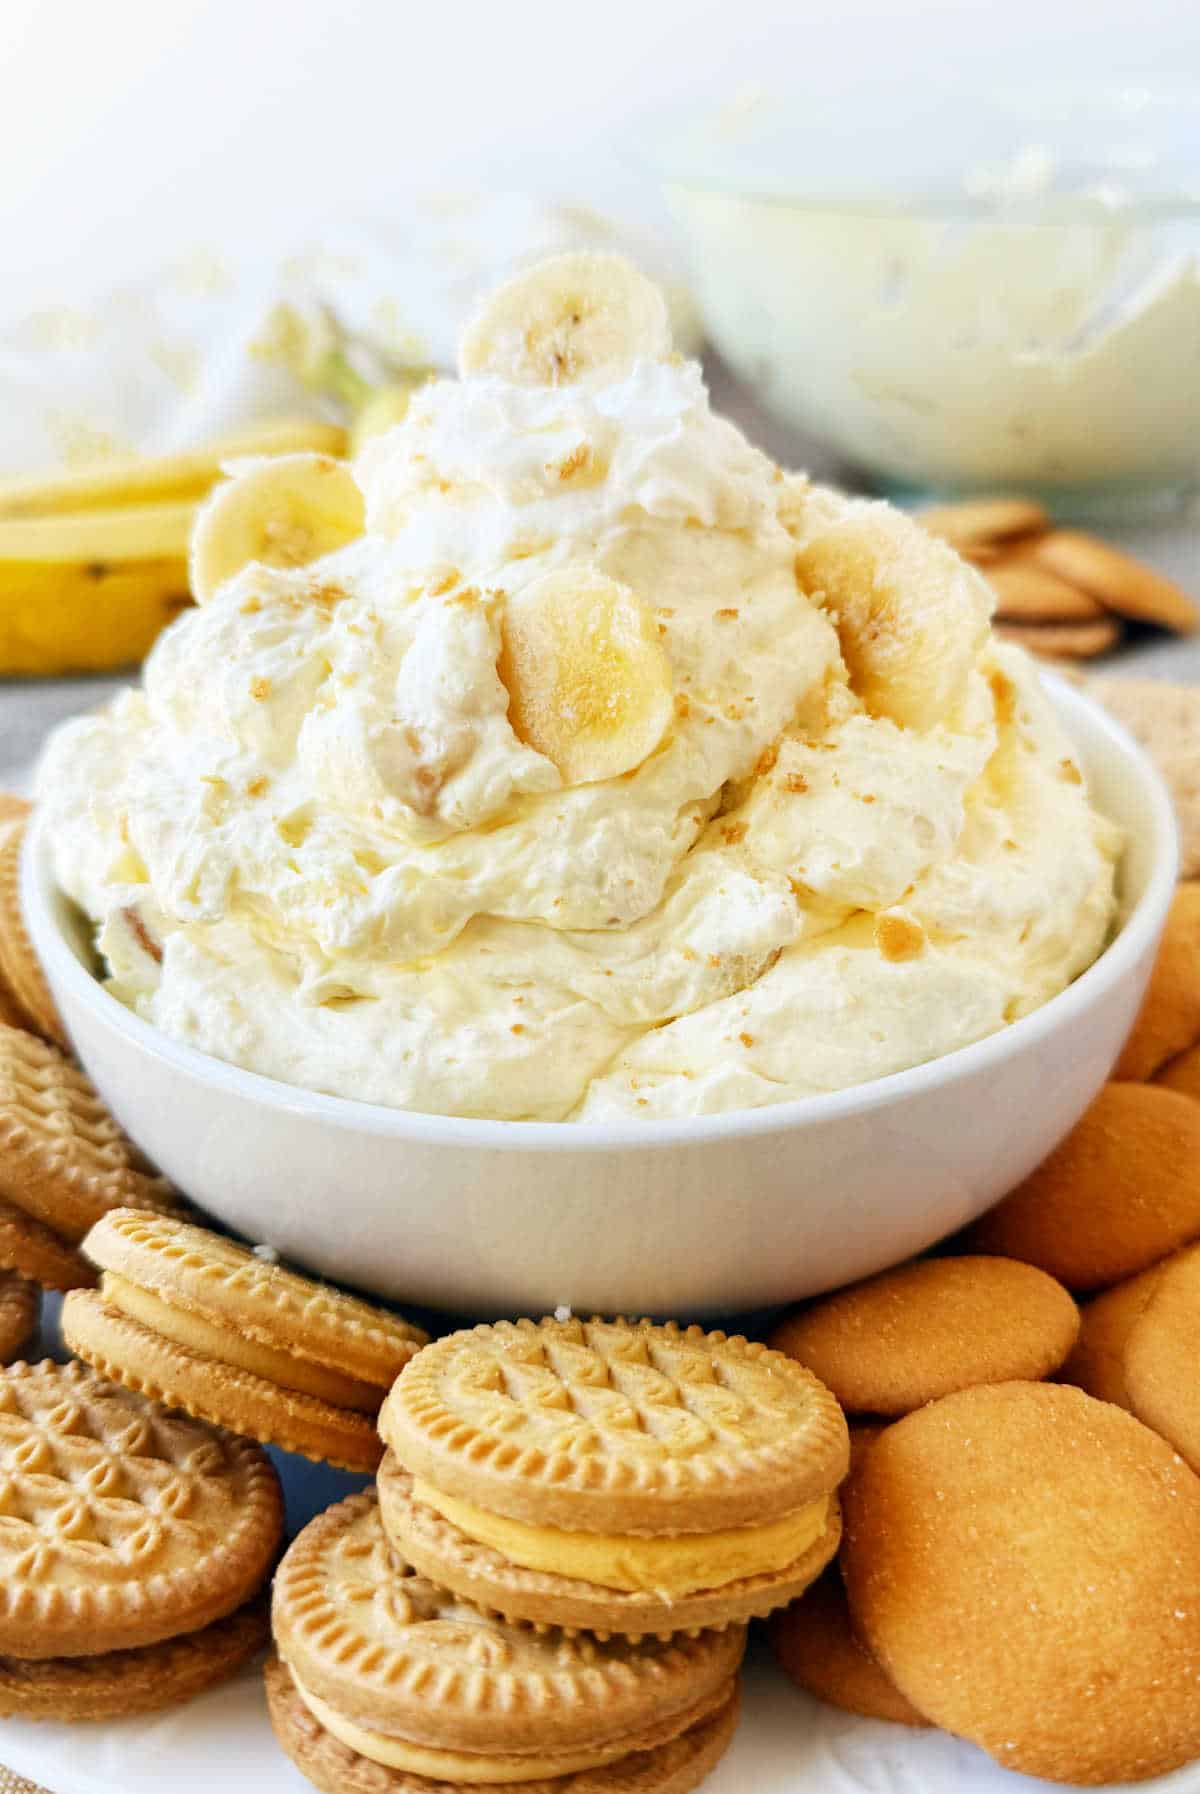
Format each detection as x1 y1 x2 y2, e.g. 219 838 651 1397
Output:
651 83 1200 518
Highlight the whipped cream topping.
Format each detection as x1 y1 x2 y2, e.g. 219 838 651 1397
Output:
38 315 1120 1121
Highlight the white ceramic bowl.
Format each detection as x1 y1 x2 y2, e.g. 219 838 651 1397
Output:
24 677 1177 1319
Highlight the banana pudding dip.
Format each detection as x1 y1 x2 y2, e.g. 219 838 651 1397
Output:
38 254 1120 1122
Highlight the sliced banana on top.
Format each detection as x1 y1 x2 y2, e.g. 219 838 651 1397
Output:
189 452 365 604
499 569 674 785
794 495 993 731
458 252 672 387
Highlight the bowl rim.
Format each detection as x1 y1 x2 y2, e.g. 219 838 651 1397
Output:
24 674 1179 1155
644 78 1200 216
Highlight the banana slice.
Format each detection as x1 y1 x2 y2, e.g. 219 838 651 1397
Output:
189 452 365 604
794 494 993 730
458 252 672 386
499 569 674 785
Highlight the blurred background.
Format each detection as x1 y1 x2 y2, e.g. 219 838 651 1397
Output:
6 0 1199 295
0 0 1197 776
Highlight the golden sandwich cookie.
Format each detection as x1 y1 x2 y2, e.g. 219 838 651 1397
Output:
0 817 67 1048
842 1381 1200 1785
378 1315 847 1636
0 1359 281 1677
961 1081 1200 1290
63 1209 427 1472
0 1023 177 1242
1064 1242 1200 1474
0 1600 269 1722
268 1489 743 1794
0 1269 37 1362
0 1196 94 1292
769 1256 1079 1416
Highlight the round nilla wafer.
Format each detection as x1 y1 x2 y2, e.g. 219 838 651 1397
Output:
1157 1039 1200 1101
0 1024 176 1242
994 616 1121 659
768 1257 1078 1416
0 1270 37 1362
0 819 66 1048
1059 1264 1164 1408
265 1653 742 1794
961 1081 1200 1290
62 1289 383 1472
1116 882 1200 1080
985 561 1105 623
0 1597 269 1721
1066 1244 1200 1475
842 1381 1200 1785
916 497 1048 548
768 1570 927 1728
0 1359 282 1658
1033 529 1198 634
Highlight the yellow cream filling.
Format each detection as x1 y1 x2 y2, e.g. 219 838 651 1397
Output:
411 1479 832 1597
100 1272 380 1412
288 1668 632 1783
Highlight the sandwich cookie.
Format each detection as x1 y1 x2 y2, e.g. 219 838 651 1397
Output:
0 1360 281 1677
1063 1242 1200 1473
961 1081 1200 1290
0 1599 269 1721
0 1023 177 1242
842 1381 1200 1785
378 1316 847 1636
0 818 67 1048
0 1197 94 1292
268 1489 743 1793
63 1209 427 1471
769 1256 1079 1416
0 1270 37 1363
768 1570 927 1728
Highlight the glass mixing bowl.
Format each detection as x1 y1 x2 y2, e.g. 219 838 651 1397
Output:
653 83 1200 519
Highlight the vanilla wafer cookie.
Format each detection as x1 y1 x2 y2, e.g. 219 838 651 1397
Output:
379 1316 847 1633
271 1490 743 1788
0 1596 269 1720
377 1454 841 1637
61 1290 383 1472
0 821 66 1048
0 1025 175 1242
0 1359 282 1658
81 1209 426 1406
0 1198 93 1292
0 1272 37 1363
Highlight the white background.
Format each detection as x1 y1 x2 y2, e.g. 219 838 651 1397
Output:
3 0 1199 304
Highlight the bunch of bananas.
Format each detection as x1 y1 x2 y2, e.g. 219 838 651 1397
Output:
0 419 351 675
1 302 432 677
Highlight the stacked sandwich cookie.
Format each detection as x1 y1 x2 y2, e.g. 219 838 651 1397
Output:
268 1490 744 1794
63 1209 428 1471
0 1359 281 1721
376 1315 849 1636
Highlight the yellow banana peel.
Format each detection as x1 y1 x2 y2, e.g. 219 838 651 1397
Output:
0 559 191 675
0 415 349 676
0 417 347 518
